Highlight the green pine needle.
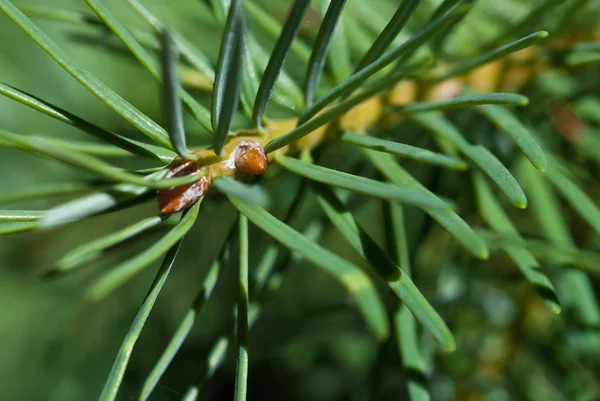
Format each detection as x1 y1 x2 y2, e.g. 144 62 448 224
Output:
86 202 200 300
0 81 174 162
136 232 231 401
276 155 447 210
354 0 420 73
0 210 44 222
252 0 311 129
213 0 244 154
387 93 529 114
298 4 467 125
313 183 456 351
434 31 549 81
214 177 270 208
98 238 185 401
0 0 173 148
51 216 168 276
160 29 192 158
304 0 348 106
229 196 390 340
365 150 489 259
413 113 528 208
473 172 561 313
342 131 468 170
234 214 250 401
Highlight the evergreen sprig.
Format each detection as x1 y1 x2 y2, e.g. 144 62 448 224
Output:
1 0 600 400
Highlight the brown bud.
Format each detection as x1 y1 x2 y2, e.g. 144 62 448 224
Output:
235 141 268 175
158 160 210 215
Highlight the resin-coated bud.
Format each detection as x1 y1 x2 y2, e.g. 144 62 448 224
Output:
158 160 210 215
235 141 268 175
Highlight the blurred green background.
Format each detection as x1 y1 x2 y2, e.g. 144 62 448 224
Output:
1 1 599 400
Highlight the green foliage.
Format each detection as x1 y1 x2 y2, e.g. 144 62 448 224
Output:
252 0 311 129
212 0 244 153
1 0 600 400
99 232 188 401
304 0 347 106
